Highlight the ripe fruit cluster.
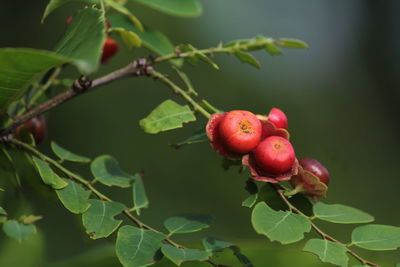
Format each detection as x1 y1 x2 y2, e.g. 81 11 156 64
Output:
206 108 329 199
65 16 119 63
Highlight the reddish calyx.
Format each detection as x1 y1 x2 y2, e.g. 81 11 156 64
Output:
290 158 330 200
15 115 47 145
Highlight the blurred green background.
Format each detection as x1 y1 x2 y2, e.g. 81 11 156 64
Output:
1 0 400 266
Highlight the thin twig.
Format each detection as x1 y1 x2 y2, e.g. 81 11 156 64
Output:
150 70 211 119
7 138 229 267
274 186 381 267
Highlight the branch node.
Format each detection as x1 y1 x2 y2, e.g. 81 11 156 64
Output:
73 76 92 93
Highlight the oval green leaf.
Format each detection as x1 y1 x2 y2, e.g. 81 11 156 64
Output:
234 51 260 68
107 14 182 66
139 99 196 134
51 141 90 163
116 225 165 267
351 224 400 250
161 244 211 266
56 178 91 214
132 173 149 215
251 202 311 244
32 157 68 189
3 220 36 242
303 239 348 267
274 38 308 49
54 7 106 74
0 49 71 109
164 215 214 235
41 0 99 22
133 0 202 17
313 202 374 224
202 237 233 253
82 199 126 239
90 155 134 187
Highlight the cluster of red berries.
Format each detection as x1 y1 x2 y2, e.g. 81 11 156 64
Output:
65 16 119 63
206 108 329 199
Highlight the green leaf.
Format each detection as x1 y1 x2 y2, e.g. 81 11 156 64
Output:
231 246 254 267
161 244 211 266
0 146 19 185
139 100 196 134
202 237 233 253
133 0 202 17
351 224 400 250
115 225 165 267
0 207 7 216
51 141 90 163
105 0 144 31
132 173 149 215
274 38 308 49
2 220 36 242
0 49 71 109
164 215 214 235
90 155 134 187
303 239 348 267
170 128 207 149
56 178 91 214
264 43 283 55
113 27 142 50
107 14 182 66
82 199 126 239
194 52 219 70
234 51 260 68
242 180 258 208
41 0 99 22
313 202 374 224
32 157 68 189
251 202 311 244
54 7 106 74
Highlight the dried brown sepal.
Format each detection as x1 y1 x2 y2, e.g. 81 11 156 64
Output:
291 166 328 200
242 154 299 183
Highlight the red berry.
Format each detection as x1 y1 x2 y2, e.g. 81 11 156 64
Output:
101 37 119 63
16 115 47 145
254 136 295 175
299 158 330 185
65 16 73 25
218 110 262 154
268 107 288 129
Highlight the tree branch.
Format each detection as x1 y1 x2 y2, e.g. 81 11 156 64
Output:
0 59 152 137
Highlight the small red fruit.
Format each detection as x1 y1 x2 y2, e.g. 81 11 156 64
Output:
218 110 262 154
299 158 330 185
267 107 288 129
16 115 47 145
254 136 295 175
101 37 119 63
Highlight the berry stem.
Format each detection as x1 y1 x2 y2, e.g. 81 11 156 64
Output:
150 70 211 119
274 185 381 267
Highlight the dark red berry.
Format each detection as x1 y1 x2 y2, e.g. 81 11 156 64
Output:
254 136 295 175
299 158 329 185
16 115 47 145
218 110 262 154
268 107 288 129
101 37 119 63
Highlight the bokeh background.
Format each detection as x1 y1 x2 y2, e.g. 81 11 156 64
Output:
0 0 399 266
